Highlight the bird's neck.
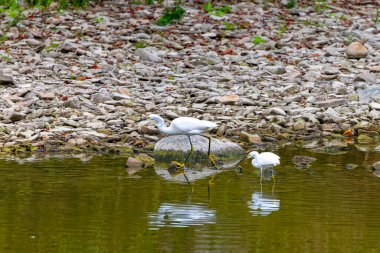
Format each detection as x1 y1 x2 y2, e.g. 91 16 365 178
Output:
155 117 172 134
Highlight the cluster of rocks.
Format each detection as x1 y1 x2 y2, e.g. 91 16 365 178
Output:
0 1 379 154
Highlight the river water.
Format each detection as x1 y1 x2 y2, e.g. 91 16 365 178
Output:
0 144 379 252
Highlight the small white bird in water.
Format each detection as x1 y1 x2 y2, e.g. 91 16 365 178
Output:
149 114 219 171
247 151 280 181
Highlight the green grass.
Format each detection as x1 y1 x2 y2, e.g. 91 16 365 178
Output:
0 35 8 44
156 4 185 26
278 23 287 37
314 0 327 12
285 0 296 9
94 16 105 23
252 36 266 45
1 54 11 62
135 41 148 48
204 1 232 17
373 8 379 25
44 42 61 52
0 0 92 25
223 21 237 30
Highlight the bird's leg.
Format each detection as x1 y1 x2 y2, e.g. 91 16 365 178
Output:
184 135 194 164
170 136 194 170
170 161 185 170
202 135 220 170
271 167 276 183
208 174 216 186
260 166 263 183
183 170 194 194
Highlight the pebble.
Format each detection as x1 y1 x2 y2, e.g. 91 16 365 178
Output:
346 42 368 59
0 74 15 86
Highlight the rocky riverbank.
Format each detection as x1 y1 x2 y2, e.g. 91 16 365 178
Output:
0 1 379 155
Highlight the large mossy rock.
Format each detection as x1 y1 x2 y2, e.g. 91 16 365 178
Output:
153 135 245 164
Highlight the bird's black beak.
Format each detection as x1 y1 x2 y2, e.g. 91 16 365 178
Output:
137 116 148 123
238 156 247 164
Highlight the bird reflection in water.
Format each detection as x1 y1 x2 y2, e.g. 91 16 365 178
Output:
148 203 216 229
248 182 280 216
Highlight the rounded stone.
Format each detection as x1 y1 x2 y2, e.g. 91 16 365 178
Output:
346 42 368 59
153 135 245 164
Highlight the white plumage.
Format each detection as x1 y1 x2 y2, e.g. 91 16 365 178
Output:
149 114 219 177
148 114 217 135
247 151 280 180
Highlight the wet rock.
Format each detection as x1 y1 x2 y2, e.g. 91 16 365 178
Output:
125 154 155 168
239 131 262 144
357 134 375 144
125 157 144 168
346 42 368 59
153 135 245 164
345 164 358 170
313 139 348 154
292 156 316 168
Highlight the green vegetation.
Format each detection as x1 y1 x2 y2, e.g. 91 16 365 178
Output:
285 0 296 9
135 40 148 48
156 4 185 26
314 0 327 12
0 35 8 44
223 21 237 31
0 0 94 25
204 1 232 17
252 35 266 45
94 16 105 23
1 54 11 62
373 8 379 25
278 23 287 37
44 42 61 52
302 19 325 27
0 0 24 26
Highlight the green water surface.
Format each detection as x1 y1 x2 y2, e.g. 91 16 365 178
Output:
0 145 380 253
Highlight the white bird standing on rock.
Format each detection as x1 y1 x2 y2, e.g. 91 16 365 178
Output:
247 151 280 181
148 114 219 169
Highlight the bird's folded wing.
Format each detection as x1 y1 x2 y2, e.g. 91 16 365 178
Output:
171 117 217 132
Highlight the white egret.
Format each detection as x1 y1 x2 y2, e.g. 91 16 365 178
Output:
247 151 280 181
149 114 219 169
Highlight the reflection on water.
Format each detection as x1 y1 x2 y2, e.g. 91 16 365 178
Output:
1 144 380 252
148 203 216 229
154 167 221 183
248 188 280 216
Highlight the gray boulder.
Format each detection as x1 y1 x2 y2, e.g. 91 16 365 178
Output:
153 135 245 165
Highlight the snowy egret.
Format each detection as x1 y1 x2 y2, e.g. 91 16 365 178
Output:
149 114 219 169
247 151 280 181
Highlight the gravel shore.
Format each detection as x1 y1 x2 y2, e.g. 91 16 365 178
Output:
0 1 379 154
